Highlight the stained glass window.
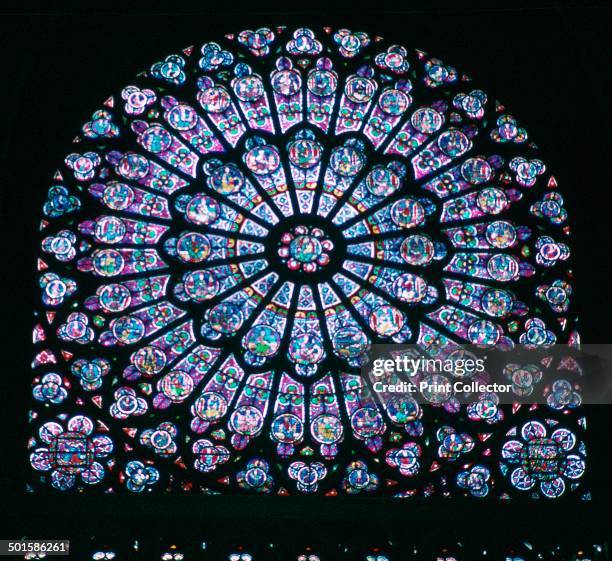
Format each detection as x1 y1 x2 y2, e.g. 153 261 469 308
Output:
29 25 585 497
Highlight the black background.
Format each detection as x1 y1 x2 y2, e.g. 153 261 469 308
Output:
0 0 609 551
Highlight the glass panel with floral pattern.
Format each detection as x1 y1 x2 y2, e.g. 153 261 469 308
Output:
28 26 585 498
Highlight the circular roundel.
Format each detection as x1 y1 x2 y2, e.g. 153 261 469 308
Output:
31 26 582 497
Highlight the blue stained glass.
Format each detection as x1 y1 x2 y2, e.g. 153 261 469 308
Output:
29 26 584 498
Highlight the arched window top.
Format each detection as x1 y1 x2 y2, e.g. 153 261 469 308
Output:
29 26 584 498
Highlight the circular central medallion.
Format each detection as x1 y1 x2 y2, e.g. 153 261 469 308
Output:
278 225 333 273
290 235 322 263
